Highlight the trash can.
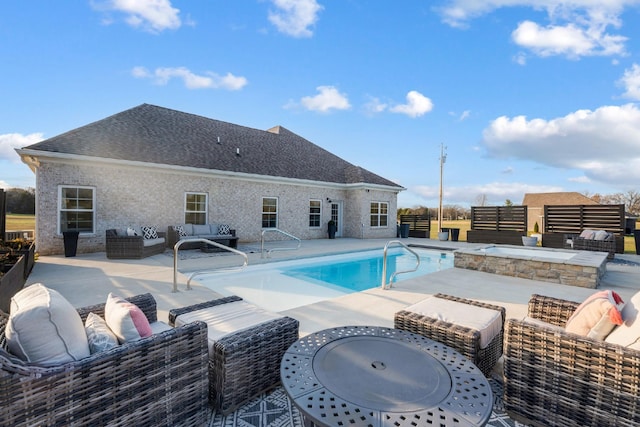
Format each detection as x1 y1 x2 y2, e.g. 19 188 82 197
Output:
438 228 449 241
400 224 410 238
635 230 640 255
450 228 460 241
63 231 79 257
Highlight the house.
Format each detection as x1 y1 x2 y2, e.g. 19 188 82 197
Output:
17 104 404 255
522 192 597 232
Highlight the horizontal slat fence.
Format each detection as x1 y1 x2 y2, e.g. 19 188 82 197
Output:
544 205 625 234
470 206 527 231
543 204 625 253
399 214 430 238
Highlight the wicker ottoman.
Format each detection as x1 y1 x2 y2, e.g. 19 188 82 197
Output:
394 293 505 376
169 296 299 415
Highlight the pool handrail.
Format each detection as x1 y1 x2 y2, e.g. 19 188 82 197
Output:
381 240 421 290
172 238 248 292
261 228 301 259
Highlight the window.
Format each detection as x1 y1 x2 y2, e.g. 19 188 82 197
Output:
309 200 321 227
59 186 95 233
185 193 207 224
262 197 278 228
370 202 388 227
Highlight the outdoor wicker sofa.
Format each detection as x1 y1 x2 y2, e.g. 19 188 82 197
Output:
169 295 299 415
503 294 640 427
105 228 166 259
571 231 616 259
0 293 209 427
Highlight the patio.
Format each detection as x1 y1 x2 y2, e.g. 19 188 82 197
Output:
20 238 640 426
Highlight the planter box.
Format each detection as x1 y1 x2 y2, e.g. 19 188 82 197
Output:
0 254 26 313
0 242 35 280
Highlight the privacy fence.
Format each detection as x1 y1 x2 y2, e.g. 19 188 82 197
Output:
467 206 527 245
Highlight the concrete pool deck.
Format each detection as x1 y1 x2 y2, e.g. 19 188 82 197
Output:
25 237 640 337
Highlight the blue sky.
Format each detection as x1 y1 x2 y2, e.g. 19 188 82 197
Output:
2 1 640 209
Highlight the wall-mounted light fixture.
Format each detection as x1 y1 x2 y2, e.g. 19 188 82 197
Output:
326 197 332 203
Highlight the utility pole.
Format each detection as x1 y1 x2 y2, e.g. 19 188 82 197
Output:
438 143 446 233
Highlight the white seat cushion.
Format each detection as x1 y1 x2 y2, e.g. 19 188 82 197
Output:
403 296 502 349
142 237 165 247
6 284 90 365
175 301 282 354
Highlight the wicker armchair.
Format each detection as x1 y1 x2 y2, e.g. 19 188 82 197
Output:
0 293 209 427
503 294 640 427
105 229 166 259
169 295 299 414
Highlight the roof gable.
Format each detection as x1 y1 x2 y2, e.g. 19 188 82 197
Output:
24 104 402 188
522 192 598 206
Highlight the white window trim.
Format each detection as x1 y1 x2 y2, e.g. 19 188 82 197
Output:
262 196 278 229
309 199 322 228
58 185 96 235
184 192 208 224
370 201 389 228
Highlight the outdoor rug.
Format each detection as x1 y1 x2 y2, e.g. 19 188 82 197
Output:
208 376 530 427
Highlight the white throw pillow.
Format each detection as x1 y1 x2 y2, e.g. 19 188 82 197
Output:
579 229 596 239
105 293 152 344
594 230 609 241
85 312 119 354
126 227 139 237
6 284 90 366
606 291 640 349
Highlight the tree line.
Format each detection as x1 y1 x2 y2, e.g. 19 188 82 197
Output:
399 190 640 221
1 188 35 214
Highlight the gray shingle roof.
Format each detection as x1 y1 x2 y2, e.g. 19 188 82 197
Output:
24 104 402 188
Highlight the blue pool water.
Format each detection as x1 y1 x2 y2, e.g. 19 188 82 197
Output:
283 248 453 291
197 248 453 312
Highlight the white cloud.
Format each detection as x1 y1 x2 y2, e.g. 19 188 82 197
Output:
297 86 351 112
438 1 631 58
363 96 388 115
618 63 640 100
389 91 434 118
0 133 44 162
132 66 248 90
569 175 591 183
93 0 181 33
411 181 563 206
482 103 640 185
268 0 323 38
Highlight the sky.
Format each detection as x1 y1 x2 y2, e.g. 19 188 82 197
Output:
3 1 640 209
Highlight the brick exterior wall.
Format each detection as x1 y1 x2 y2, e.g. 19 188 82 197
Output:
35 161 399 255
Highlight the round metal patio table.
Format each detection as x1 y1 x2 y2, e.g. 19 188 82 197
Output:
280 326 492 427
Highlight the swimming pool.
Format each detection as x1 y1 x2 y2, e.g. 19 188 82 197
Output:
195 248 453 312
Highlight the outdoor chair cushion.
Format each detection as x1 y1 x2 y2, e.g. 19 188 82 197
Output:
174 300 283 348
85 312 119 354
193 224 211 235
105 293 152 344
606 291 640 349
6 284 90 366
142 237 165 247
402 295 502 349
565 290 624 340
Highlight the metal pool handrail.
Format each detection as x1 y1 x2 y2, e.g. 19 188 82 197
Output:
381 240 421 290
172 238 248 292
261 228 301 258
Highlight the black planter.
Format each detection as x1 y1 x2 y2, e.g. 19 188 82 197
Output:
63 231 79 257
328 224 336 239
400 224 410 238
450 228 460 241
635 230 640 255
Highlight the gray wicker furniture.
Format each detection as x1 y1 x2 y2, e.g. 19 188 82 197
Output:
0 293 209 427
169 295 299 415
105 229 166 259
503 294 640 427
167 224 238 250
394 293 505 376
571 233 616 259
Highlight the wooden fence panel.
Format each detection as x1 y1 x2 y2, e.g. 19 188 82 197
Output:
400 214 430 238
470 206 527 231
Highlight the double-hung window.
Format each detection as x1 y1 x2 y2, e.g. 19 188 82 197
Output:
185 193 207 225
59 186 95 234
309 200 321 227
262 197 278 228
370 201 389 227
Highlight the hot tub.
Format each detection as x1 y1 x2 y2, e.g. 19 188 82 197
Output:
454 245 608 288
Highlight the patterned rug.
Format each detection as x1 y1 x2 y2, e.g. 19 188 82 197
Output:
208 377 530 427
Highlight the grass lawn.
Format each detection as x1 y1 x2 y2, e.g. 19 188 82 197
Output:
6 214 35 231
